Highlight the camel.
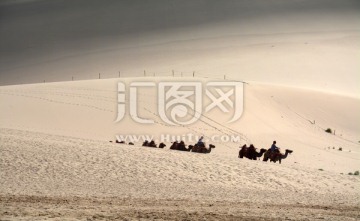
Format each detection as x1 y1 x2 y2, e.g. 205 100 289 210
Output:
190 143 215 153
263 149 293 164
128 142 134 145
142 140 149 146
170 141 192 151
142 140 156 147
142 140 162 148
147 140 157 147
170 141 178 150
239 144 266 160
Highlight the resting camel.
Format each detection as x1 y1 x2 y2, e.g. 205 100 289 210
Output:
142 140 165 148
170 141 192 151
239 144 267 160
142 140 157 148
263 149 293 164
190 143 215 153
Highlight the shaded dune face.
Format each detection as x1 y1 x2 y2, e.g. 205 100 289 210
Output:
0 0 359 96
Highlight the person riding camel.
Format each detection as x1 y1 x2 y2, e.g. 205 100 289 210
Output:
271 141 279 152
197 136 205 147
270 141 280 159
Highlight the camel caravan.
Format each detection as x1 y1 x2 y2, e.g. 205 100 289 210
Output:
111 137 215 154
140 139 215 154
111 137 292 162
169 136 215 154
142 140 166 148
170 140 215 154
239 141 293 164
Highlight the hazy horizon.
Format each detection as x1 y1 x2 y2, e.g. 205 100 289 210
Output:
0 0 359 96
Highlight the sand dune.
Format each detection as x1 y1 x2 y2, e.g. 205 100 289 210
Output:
0 77 359 219
1 127 359 203
1 1 359 220
0 77 359 173
0 126 359 220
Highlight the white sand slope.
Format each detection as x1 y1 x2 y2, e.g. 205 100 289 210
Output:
0 77 359 172
1 127 359 204
0 78 359 220
0 1 359 219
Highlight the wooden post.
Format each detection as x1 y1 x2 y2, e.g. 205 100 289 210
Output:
72 76 74 81
193 71 195 77
119 71 121 78
99 73 101 79
224 75 226 80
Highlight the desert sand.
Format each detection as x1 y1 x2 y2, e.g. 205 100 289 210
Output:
1 0 359 220
0 78 359 220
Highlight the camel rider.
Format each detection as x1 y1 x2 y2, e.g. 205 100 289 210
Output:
197 136 204 146
270 141 279 152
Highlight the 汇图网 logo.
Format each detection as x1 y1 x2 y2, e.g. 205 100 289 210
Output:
115 81 243 125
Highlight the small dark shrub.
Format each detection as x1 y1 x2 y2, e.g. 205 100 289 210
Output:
354 171 359 176
325 128 332 133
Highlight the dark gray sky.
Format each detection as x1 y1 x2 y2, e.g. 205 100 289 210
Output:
0 0 359 85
